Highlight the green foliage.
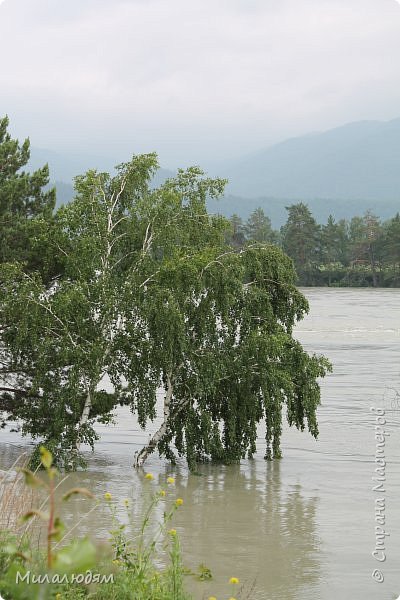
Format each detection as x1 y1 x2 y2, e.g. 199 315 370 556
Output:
245 207 277 244
281 202 321 285
0 115 56 270
0 140 330 469
382 213 400 265
320 216 349 266
105 482 191 599
226 213 246 247
143 242 331 468
226 208 279 247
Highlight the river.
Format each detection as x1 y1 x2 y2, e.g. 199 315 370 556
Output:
1 288 399 599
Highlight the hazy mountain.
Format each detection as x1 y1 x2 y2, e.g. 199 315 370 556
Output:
50 181 74 206
29 118 400 224
219 118 400 201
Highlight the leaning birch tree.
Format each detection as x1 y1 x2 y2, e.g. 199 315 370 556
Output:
0 155 331 469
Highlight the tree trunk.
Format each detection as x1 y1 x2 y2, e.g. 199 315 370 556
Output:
76 389 92 450
133 373 173 468
369 246 378 287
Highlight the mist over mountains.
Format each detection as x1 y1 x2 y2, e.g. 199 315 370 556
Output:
30 118 400 227
221 118 400 200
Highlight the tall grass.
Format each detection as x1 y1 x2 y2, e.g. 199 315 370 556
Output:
0 453 38 532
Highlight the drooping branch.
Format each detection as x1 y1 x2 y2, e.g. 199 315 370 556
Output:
133 373 173 468
0 386 40 414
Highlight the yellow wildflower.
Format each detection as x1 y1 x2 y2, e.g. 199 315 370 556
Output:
167 476 175 484
145 473 154 480
104 492 112 501
208 597 217 600
55 595 62 600
160 490 166 497
169 528 177 536
123 499 130 507
175 498 183 506
229 577 239 584
228 597 237 600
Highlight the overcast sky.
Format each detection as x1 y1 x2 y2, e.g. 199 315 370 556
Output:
1 0 400 168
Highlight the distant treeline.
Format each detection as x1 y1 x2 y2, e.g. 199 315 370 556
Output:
227 203 400 287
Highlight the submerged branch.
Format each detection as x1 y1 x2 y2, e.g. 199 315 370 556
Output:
133 373 173 468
